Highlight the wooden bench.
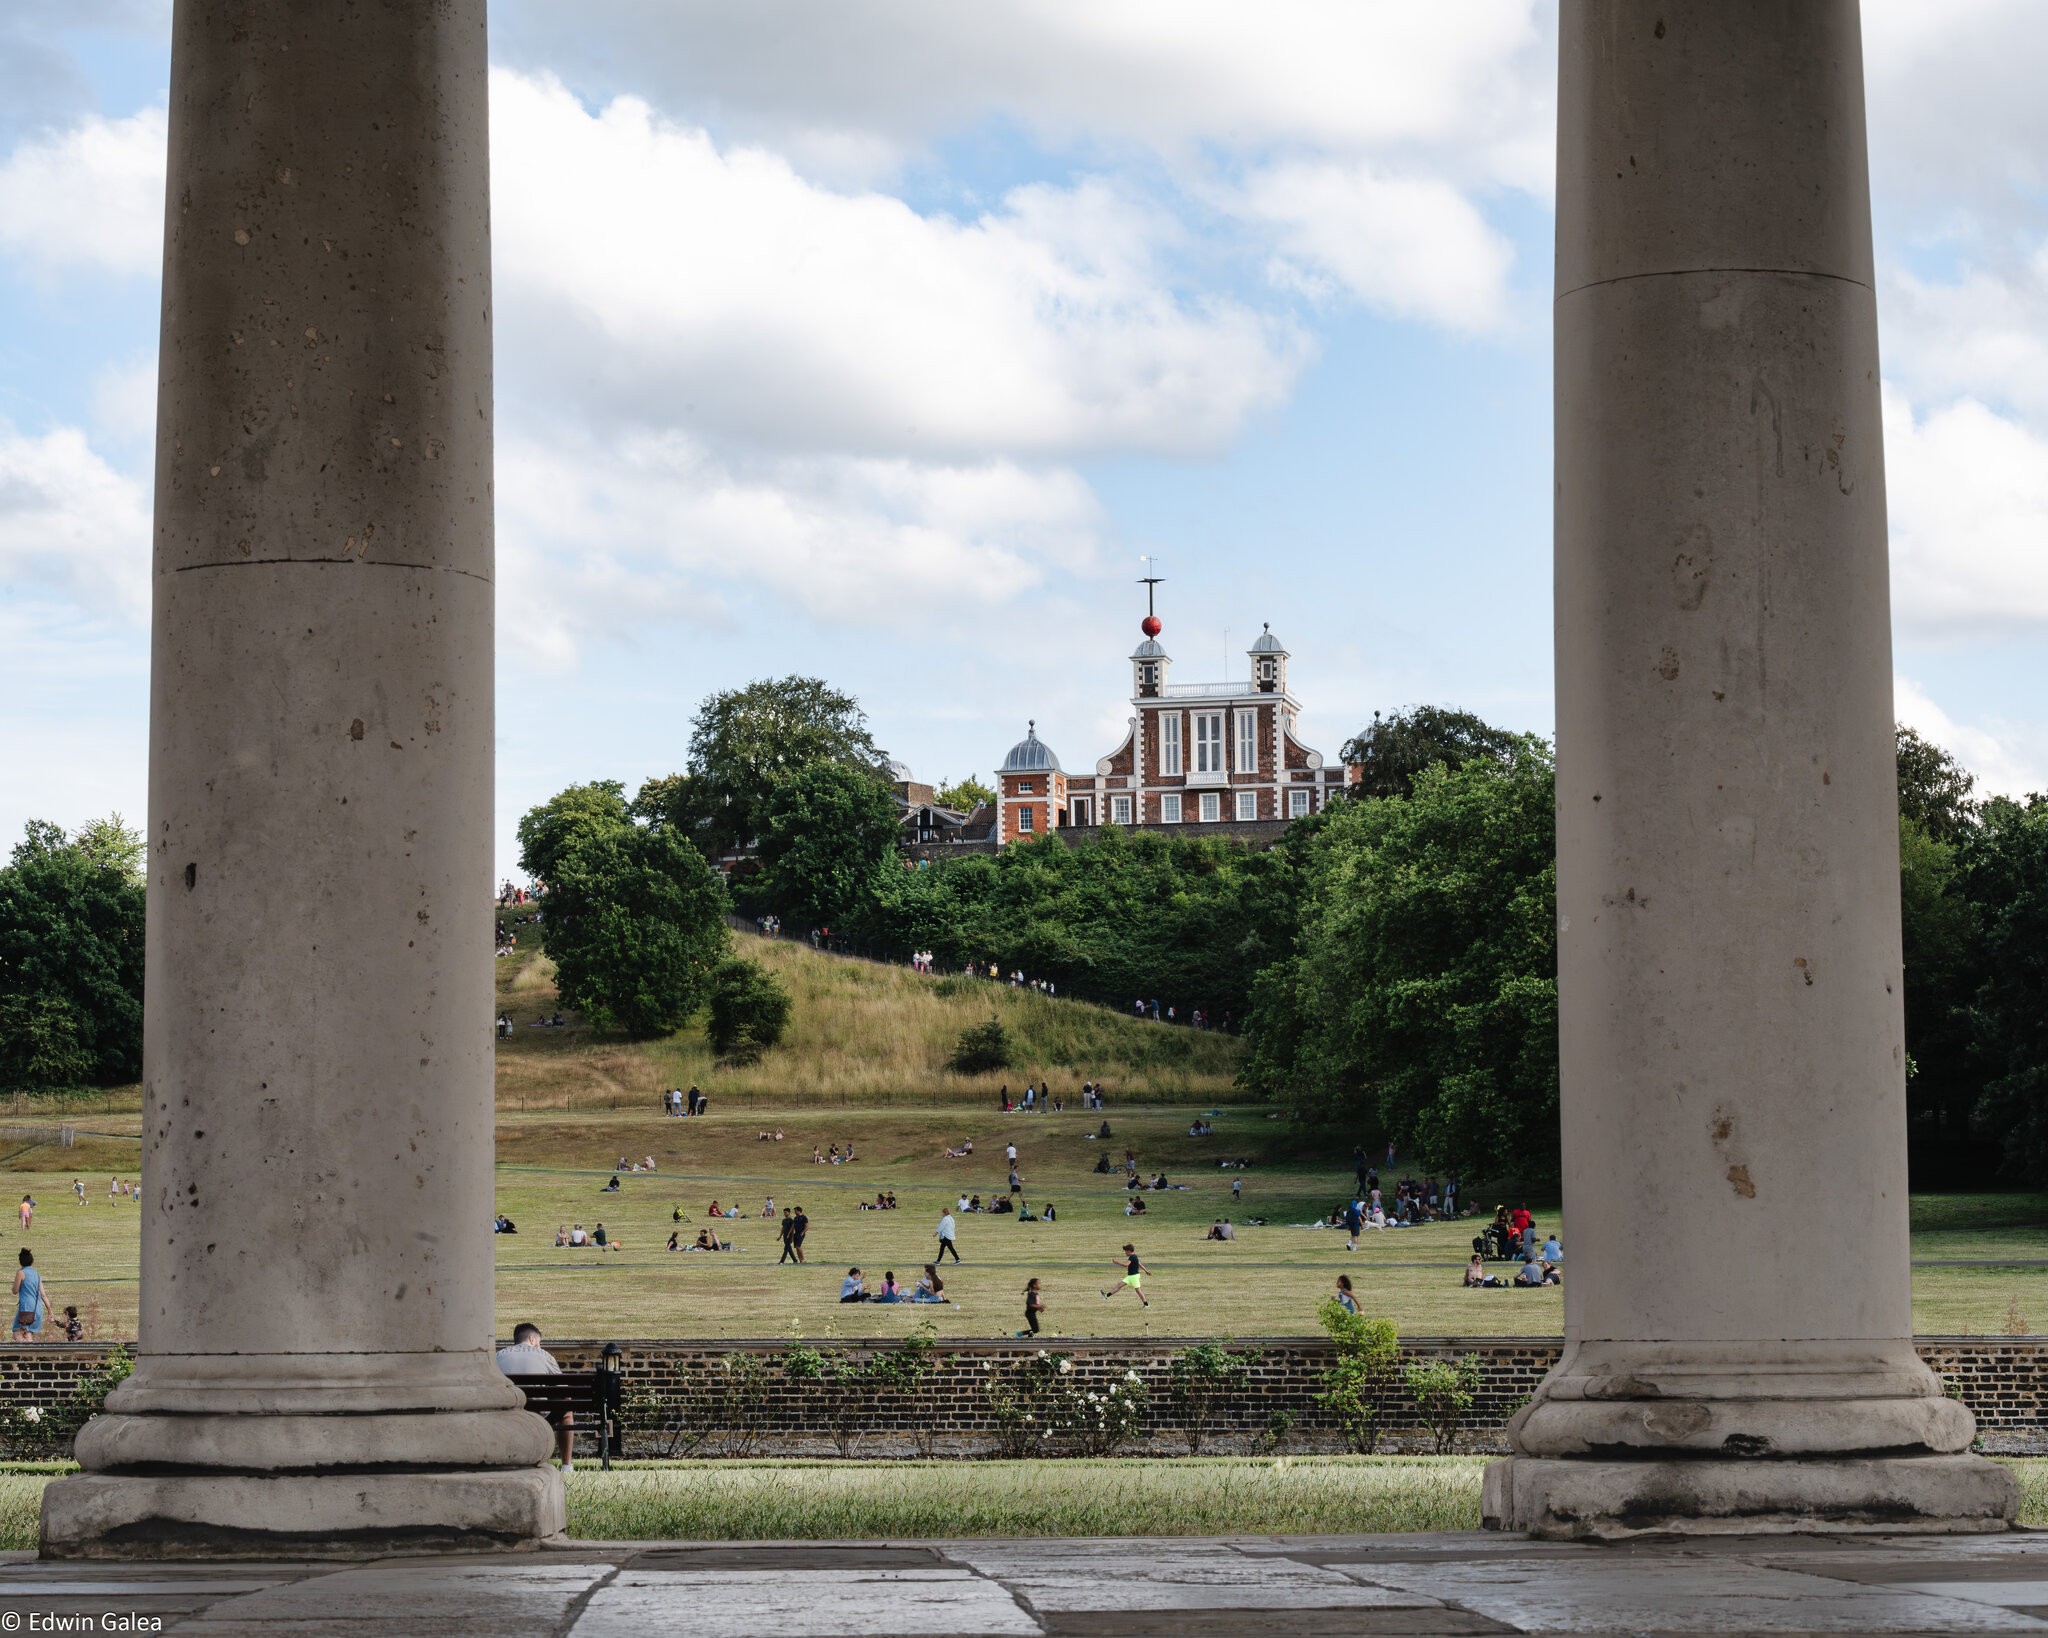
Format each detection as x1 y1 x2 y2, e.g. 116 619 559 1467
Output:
509 1369 625 1470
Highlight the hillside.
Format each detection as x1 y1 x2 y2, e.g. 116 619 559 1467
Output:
493 927 1245 1108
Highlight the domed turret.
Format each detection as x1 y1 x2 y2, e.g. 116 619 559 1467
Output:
1248 622 1289 693
999 721 1062 774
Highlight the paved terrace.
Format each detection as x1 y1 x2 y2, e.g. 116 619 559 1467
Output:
4 1530 2048 1634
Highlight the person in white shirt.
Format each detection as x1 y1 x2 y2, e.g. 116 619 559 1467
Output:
495 1322 574 1471
935 1209 960 1262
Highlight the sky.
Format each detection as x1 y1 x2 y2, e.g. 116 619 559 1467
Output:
4 2 2048 881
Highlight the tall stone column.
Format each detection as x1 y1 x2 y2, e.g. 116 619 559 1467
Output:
1484 1 2018 1539
41 0 561 1555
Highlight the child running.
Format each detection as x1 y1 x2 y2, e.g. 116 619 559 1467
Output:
1017 1277 1047 1337
1102 1243 1150 1308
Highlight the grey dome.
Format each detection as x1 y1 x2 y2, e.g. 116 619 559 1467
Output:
886 758 916 783
1131 638 1168 660
999 721 1062 774
1248 623 1287 654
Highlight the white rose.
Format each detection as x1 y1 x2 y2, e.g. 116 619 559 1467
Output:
23 1407 41 1423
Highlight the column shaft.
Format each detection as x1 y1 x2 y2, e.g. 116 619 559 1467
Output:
1485 0 2016 1538
42 0 559 1556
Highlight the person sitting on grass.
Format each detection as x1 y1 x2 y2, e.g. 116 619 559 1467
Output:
1205 1218 1235 1241
875 1270 902 1303
1515 1249 1548 1287
828 1143 842 1164
1017 1201 1038 1222
944 1141 970 1158
666 1231 680 1251
1041 1202 1057 1222
967 1194 983 1213
602 1175 621 1193
568 1224 588 1246
1464 1254 1499 1288
840 1267 868 1303
1123 1194 1147 1216
885 1191 898 1210
911 1264 945 1303
1094 1153 1113 1174
554 1225 568 1246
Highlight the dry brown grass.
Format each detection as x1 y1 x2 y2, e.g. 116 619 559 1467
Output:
494 929 1244 1109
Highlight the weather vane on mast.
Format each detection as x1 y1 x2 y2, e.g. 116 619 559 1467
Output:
1137 554 1164 639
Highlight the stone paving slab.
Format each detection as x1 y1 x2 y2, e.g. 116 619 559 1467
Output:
2 1533 2048 1633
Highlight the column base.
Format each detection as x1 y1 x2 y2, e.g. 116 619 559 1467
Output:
1483 1454 2019 1541
39 1468 566 1560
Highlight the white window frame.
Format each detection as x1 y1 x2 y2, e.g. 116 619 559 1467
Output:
1195 712 1225 775
1160 793 1182 823
1111 795 1132 825
1160 713 1182 776
1289 788 1311 818
1235 790 1257 822
1235 711 1258 773
1018 807 1033 832
1199 790 1220 823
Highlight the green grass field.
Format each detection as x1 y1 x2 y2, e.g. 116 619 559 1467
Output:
3 1457 2047 1548
2 928 2043 1341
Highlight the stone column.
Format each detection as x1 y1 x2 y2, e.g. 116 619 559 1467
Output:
41 0 561 1556
1484 1 2018 1539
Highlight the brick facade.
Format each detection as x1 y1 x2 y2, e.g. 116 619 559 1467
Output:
10 1337 2046 1459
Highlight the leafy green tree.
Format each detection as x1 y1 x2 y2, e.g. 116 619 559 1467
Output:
1897 724 1978 844
1404 1353 1483 1454
542 824 730 1038
1898 815 1986 1162
682 677 888 855
1240 745 1559 1185
750 761 902 930
706 958 792 1062
1960 796 2048 1182
628 773 710 840
1340 705 1523 800
934 775 995 813
515 781 630 888
1314 1299 1401 1454
0 819 148 1087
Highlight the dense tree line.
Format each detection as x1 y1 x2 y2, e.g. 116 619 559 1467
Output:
0 817 147 1090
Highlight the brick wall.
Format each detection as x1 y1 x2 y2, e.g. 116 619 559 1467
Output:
10 1337 2045 1458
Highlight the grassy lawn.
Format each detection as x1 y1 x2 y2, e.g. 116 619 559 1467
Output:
5 1102 2045 1340
1 931 2042 1341
3 1458 2046 1548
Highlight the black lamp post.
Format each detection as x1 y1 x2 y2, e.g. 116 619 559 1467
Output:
598 1341 624 1470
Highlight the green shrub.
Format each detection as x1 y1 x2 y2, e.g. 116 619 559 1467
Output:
0 1347 131 1460
706 959 793 1063
1166 1341 1262 1455
1314 1300 1400 1454
1404 1354 1483 1454
951 1017 1012 1074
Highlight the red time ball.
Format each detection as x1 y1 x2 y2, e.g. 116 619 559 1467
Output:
1141 615 1162 638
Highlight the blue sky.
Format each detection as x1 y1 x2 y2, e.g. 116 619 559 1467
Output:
5 3 2048 879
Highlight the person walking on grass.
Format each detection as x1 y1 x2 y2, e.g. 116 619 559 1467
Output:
791 1205 809 1264
1344 1194 1363 1253
1017 1277 1046 1337
777 1207 797 1264
935 1207 960 1263
1102 1243 1150 1307
12 1249 47 1341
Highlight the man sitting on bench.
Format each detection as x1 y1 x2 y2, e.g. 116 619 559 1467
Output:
497 1321 575 1473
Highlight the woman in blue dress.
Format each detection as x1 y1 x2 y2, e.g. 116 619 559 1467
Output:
12 1248 46 1341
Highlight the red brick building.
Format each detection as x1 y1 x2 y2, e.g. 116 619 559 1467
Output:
995 615 1350 844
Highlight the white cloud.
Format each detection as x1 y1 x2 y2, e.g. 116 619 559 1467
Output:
1894 674 2048 800
0 104 164 278
490 71 1309 461
492 1 1555 192
1883 247 2048 421
0 421 151 622
1884 385 2048 640
1222 160 1515 330
495 420 1100 669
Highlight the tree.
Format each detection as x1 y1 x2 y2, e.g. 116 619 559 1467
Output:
1898 815 1986 1163
515 781 630 888
951 1018 1012 1074
1960 796 2048 1183
1341 706 1523 800
750 761 902 930
706 958 792 1062
628 773 710 840
0 819 148 1088
541 824 730 1038
1240 745 1559 1186
1897 725 1978 844
683 677 888 855
934 775 995 813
